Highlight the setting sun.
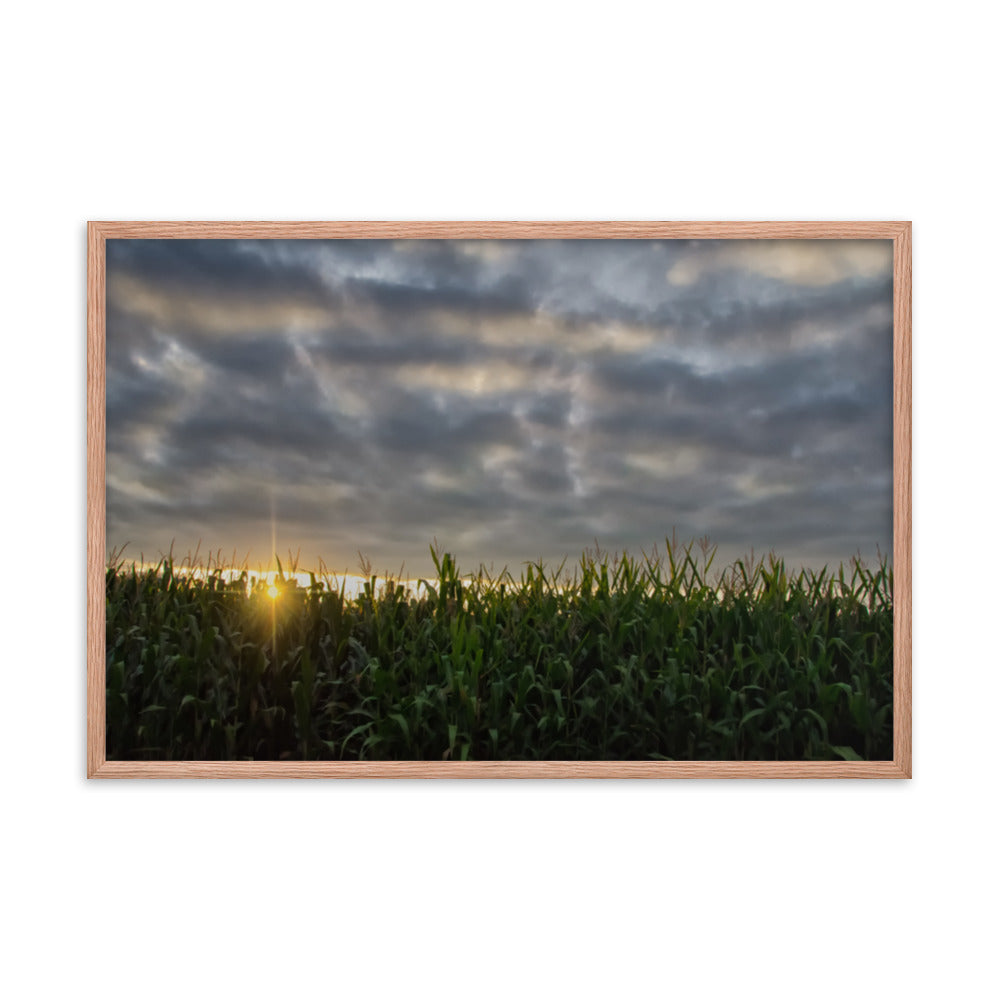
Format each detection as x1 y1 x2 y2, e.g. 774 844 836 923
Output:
267 584 279 599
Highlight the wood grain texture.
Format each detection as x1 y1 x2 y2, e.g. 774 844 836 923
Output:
86 221 913 779
893 223 913 777
94 760 906 779
87 223 106 778
88 221 907 240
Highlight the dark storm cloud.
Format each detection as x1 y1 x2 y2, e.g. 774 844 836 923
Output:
307 324 479 368
588 355 700 396
341 269 536 319
105 347 176 429
107 239 334 302
646 271 893 347
192 333 300 378
523 392 573 428
376 405 526 458
105 238 894 575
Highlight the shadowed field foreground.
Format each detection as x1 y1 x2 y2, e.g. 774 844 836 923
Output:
105 542 893 761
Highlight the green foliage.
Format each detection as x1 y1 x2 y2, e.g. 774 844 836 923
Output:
105 540 893 761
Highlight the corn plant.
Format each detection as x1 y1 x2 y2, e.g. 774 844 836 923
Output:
106 539 893 761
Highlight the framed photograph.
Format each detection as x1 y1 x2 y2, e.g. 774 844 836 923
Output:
87 221 911 777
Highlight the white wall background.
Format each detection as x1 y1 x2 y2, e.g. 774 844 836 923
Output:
3 2 996 997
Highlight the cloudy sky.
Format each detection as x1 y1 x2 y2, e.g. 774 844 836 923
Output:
105 237 893 578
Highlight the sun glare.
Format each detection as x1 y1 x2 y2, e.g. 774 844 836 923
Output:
267 584 279 600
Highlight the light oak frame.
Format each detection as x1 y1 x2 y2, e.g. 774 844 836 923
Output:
87 221 912 778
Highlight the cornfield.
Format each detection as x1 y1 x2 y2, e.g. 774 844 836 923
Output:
105 540 893 761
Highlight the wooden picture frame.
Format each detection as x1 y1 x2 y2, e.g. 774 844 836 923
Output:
88 221 911 778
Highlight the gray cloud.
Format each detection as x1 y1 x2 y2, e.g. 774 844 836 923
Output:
105 238 893 576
